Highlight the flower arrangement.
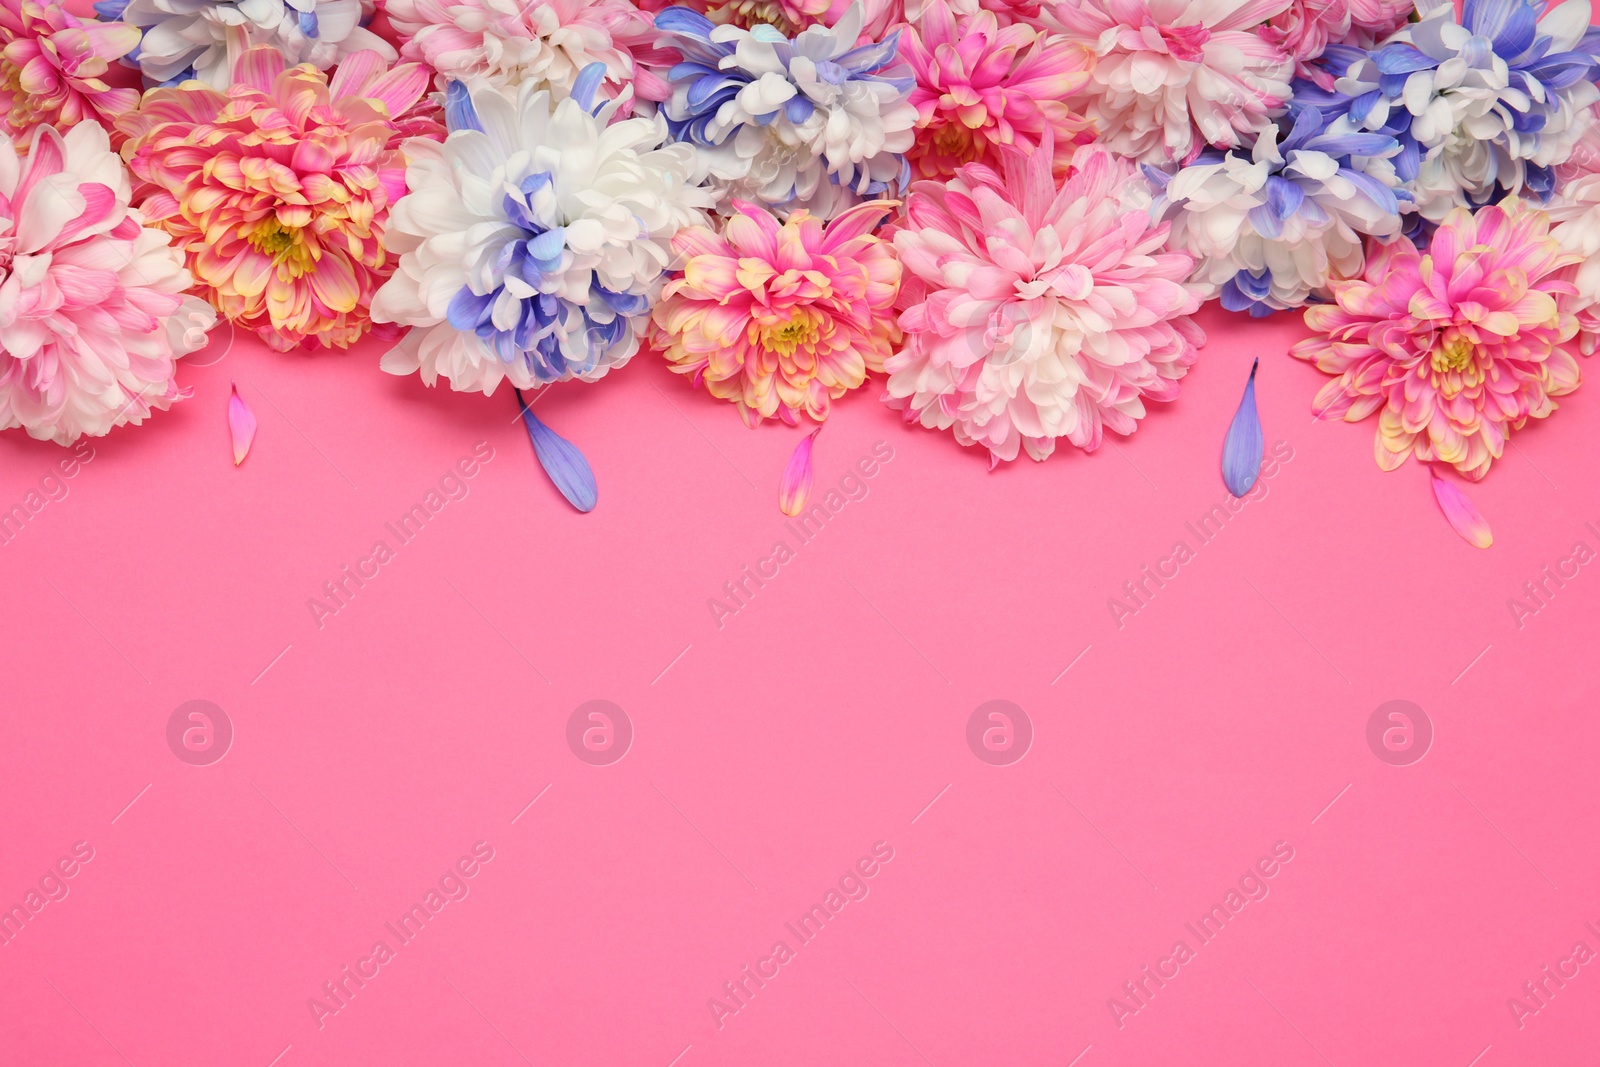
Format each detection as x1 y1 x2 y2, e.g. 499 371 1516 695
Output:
0 0 1594 545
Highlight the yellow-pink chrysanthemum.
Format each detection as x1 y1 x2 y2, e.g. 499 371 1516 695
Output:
1292 201 1583 481
650 199 902 426
116 47 442 352
0 0 139 149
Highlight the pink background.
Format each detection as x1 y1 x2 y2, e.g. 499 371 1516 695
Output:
2 303 1598 1066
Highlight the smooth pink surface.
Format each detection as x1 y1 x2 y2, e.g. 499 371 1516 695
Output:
2 305 1598 1066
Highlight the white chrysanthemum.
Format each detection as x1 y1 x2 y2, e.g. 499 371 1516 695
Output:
372 76 712 395
1332 0 1600 220
1152 109 1406 312
0 122 215 444
655 4 917 218
108 0 395 87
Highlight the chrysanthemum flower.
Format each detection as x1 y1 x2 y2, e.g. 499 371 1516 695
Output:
885 142 1206 463
1547 108 1600 352
0 122 216 444
371 73 712 394
383 0 669 101
1039 0 1295 164
1259 0 1410 88
655 4 917 219
649 199 900 425
899 0 1094 179
1151 105 1407 314
0 0 139 148
698 0 1037 40
1313 0 1600 221
98 0 395 87
117 47 439 353
1291 200 1582 480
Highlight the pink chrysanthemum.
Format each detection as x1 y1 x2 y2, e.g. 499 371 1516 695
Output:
1291 202 1583 481
0 0 138 149
885 143 1205 463
117 47 442 353
900 0 1094 180
697 0 1037 39
1040 0 1294 164
649 199 902 426
383 0 670 101
1258 0 1411 88
0 122 216 444
1546 108 1600 354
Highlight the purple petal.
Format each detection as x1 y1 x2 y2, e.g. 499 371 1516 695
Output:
516 391 597 513
1222 359 1264 497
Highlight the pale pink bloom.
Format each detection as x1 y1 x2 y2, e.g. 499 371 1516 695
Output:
117 47 441 353
1258 0 1411 87
900 0 1095 180
885 142 1206 463
1547 107 1600 355
699 0 1038 38
0 0 138 148
383 0 669 101
1292 202 1583 481
1040 0 1295 164
0 122 215 444
649 199 902 426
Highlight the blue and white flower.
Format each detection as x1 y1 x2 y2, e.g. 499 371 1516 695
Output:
654 3 917 219
1149 106 1408 315
371 70 713 395
1306 0 1600 221
94 0 394 86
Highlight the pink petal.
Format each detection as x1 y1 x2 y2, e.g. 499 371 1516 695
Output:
1430 467 1491 549
778 427 821 517
229 382 256 466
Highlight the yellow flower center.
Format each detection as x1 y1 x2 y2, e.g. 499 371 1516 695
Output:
930 124 984 169
761 310 820 356
244 217 315 276
1428 333 1485 398
708 0 797 32
1431 335 1474 374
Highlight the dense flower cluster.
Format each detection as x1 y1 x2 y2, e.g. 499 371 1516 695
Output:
0 0 1593 524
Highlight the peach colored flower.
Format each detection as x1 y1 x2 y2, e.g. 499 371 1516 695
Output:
117 46 441 352
1292 201 1583 480
649 199 902 425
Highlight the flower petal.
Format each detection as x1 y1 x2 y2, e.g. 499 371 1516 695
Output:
1222 358 1264 497
779 426 821 517
229 382 257 466
1430 467 1492 549
517 391 596 513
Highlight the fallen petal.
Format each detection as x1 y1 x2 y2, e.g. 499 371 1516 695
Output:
228 382 256 466
517 389 597 513
779 427 821 517
1430 467 1492 549
1222 358 1264 498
